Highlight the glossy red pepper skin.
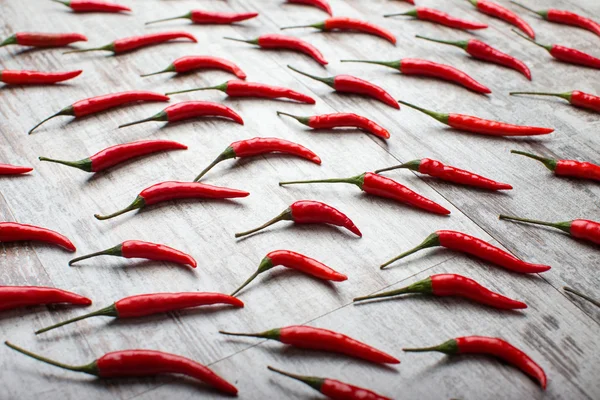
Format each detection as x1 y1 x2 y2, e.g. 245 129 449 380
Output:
385 7 487 30
69 240 197 267
282 17 396 44
469 0 535 38
499 215 600 246
355 273 527 309
146 10 258 25
511 150 600 181
512 2 600 37
0 286 92 312
40 139 187 173
278 111 390 139
0 70 82 85
511 91 600 113
0 222 76 251
226 34 328 65
0 164 33 175
286 0 332 16
381 230 551 273
550 45 600 68
142 56 247 79
94 181 249 220
404 336 547 389
65 32 197 54
0 32 87 48
53 0 131 13
5 343 238 395
230 250 347 296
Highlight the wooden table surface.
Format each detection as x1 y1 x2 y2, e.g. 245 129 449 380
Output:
1 0 599 399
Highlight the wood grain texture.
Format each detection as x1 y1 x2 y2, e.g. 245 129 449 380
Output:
1 0 598 399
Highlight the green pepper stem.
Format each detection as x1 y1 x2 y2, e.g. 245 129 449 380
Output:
230 271 261 296
415 35 467 50
512 29 551 51
145 14 190 25
280 24 317 30
564 287 600 308
384 9 417 18
354 277 432 302
510 150 557 171
223 37 257 45
510 1 541 16
218 330 266 339
403 339 458 354
5 341 98 374
140 65 175 77
287 65 334 87
51 0 70 8
68 244 123 265
340 59 400 70
509 91 571 101
499 215 571 234
94 196 145 220
279 176 356 186
38 156 92 172
194 147 235 182
375 159 421 174
397 100 449 124
267 366 324 391
276 111 311 126
63 44 114 54
235 209 292 238
118 113 162 128
165 86 217 96
35 305 117 334
28 112 61 135
380 232 440 269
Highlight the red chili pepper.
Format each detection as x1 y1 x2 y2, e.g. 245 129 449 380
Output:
511 150 600 181
28 91 169 134
145 9 258 25
279 172 450 215
166 80 315 104
220 325 399 364
230 250 347 296
288 65 399 109
1 70 82 85
381 230 551 273
468 0 535 38
0 32 87 48
341 58 491 94
499 215 600 245
94 181 249 220
51 0 131 13
404 336 546 389
35 292 243 334
510 91 600 113
224 34 328 65
0 286 92 312
564 287 600 308
5 342 238 395
64 31 197 54
416 35 531 80
278 111 390 139
39 140 187 173
68 240 196 267
281 17 397 44
385 7 488 30
193 137 320 181
399 100 553 136
235 200 361 238
512 1 600 37
513 30 600 69
286 0 333 16
375 158 512 190
0 164 33 175
268 366 391 400
0 222 76 251
118 101 243 128
354 273 527 309
141 55 247 79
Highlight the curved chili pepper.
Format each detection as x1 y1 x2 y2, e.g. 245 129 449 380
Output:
166 80 315 104
145 10 258 25
512 1 600 37
416 35 531 80
29 91 169 134
51 0 131 13
511 150 600 181
0 222 76 251
499 215 600 245
94 181 249 220
39 140 187 173
0 164 33 175
64 31 197 54
513 30 600 69
375 158 512 190
404 336 546 389
288 65 399 109
5 342 238 395
235 200 361 238
510 91 600 113
0 32 87 48
224 34 328 65
220 325 399 364
68 240 196 267
564 287 600 308
279 172 450 215
381 230 550 273
384 7 488 30
399 100 553 136
286 0 332 16
231 250 347 296
118 101 243 128
193 137 320 181
341 58 491 94
468 0 535 38
0 286 91 312
1 70 82 85
281 17 396 44
141 55 247 79
278 111 390 139
354 273 526 309
35 292 243 334
268 366 391 400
